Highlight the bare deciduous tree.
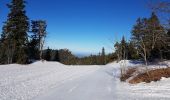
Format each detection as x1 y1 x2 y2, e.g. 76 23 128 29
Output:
31 20 47 61
38 21 47 60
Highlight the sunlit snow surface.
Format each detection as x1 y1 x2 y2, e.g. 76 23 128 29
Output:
0 60 170 100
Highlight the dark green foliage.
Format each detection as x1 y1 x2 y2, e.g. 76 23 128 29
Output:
114 36 139 61
44 47 51 61
101 47 106 65
75 52 114 65
54 50 60 61
161 29 170 60
40 47 114 65
51 50 60 61
77 55 100 65
42 48 77 65
127 42 139 59
58 49 77 65
0 0 29 64
120 36 127 59
0 25 8 64
114 36 128 61
28 36 39 60
131 12 166 64
28 20 41 60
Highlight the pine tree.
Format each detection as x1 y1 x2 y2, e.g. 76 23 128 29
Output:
44 47 51 61
114 42 121 62
127 42 139 59
54 50 60 61
101 47 106 65
28 34 39 60
120 36 127 60
0 24 8 64
114 36 128 62
162 29 170 59
0 0 29 64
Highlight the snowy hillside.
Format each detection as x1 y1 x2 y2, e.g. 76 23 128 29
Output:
0 60 170 100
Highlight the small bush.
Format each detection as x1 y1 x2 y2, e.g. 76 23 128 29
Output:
129 67 170 84
120 68 137 81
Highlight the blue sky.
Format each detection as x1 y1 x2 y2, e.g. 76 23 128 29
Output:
0 0 151 56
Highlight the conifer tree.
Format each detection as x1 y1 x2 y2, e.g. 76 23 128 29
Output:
114 42 121 62
120 36 127 60
101 47 106 65
54 50 60 61
0 0 29 64
44 47 51 61
114 36 128 61
0 24 8 64
127 42 139 59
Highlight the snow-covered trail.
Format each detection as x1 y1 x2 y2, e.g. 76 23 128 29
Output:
35 65 117 100
1 61 170 100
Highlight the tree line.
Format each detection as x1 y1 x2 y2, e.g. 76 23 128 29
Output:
114 11 170 65
42 47 116 65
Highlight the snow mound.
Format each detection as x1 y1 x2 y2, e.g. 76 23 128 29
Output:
31 60 64 66
108 60 143 67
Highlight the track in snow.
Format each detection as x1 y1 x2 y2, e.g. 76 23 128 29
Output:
35 65 118 100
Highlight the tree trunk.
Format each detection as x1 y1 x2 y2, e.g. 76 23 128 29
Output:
39 36 42 60
143 47 148 66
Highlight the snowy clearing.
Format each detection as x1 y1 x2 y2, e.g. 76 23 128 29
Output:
0 61 170 100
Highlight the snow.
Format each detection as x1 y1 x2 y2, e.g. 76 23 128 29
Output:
111 60 170 100
115 77 170 100
0 61 100 100
0 60 170 100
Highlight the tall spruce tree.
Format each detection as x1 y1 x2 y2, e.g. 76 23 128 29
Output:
0 0 29 64
120 36 127 60
0 24 8 64
101 47 106 65
114 42 121 62
114 36 128 61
